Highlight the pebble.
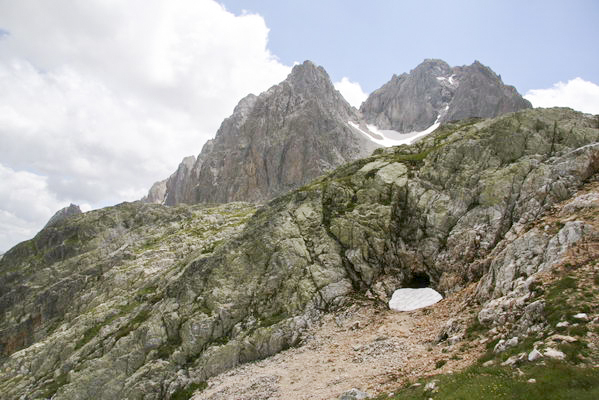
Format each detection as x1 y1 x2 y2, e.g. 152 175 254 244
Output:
527 378 536 383
573 313 588 320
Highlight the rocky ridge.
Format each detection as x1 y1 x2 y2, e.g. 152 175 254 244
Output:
146 61 379 206
360 59 532 132
43 204 82 229
1 108 598 399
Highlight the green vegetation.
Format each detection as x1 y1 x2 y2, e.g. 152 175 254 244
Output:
545 275 577 326
41 373 68 398
211 335 230 346
201 239 224 254
380 362 599 400
113 309 151 341
156 334 183 360
74 324 103 350
259 311 288 328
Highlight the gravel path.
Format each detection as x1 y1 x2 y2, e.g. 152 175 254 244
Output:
194 284 482 400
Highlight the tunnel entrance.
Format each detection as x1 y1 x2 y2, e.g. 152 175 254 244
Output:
405 272 430 288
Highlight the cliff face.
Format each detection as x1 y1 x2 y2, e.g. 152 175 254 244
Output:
43 204 82 229
147 59 530 207
360 59 532 132
147 61 379 206
1 108 598 399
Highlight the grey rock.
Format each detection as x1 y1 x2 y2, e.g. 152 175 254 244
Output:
164 156 197 206
501 354 521 366
424 380 439 392
544 348 566 360
560 192 599 215
437 318 463 343
360 59 531 133
145 60 380 205
550 334 577 343
44 203 82 228
494 337 518 353
528 349 543 362
142 179 167 204
2 107 599 399
339 388 370 399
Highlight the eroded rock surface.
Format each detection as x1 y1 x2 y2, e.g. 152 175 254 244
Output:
1 107 598 399
360 59 531 132
145 60 379 206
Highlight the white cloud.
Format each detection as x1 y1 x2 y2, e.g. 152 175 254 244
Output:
525 77 599 114
334 77 368 108
0 0 292 251
0 164 66 250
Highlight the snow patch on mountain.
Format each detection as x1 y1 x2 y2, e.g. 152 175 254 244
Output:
389 288 443 312
348 121 440 147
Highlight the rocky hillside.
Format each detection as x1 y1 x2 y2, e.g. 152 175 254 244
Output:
360 59 532 132
1 108 598 399
43 204 82 229
145 61 379 206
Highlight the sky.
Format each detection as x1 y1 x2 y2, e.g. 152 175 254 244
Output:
0 0 598 252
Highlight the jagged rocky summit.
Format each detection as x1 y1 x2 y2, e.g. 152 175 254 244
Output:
360 59 532 132
146 61 379 206
1 107 598 399
146 59 531 207
43 204 82 228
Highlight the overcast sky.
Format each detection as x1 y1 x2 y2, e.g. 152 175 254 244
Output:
1 0 598 252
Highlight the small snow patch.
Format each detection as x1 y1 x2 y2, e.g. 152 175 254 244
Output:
389 288 443 312
348 121 440 148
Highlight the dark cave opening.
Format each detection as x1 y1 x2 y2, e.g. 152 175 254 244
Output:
405 272 431 288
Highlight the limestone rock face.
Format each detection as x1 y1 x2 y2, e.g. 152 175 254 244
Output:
142 179 167 204
1 108 598 399
147 61 379 205
360 59 532 132
44 203 82 228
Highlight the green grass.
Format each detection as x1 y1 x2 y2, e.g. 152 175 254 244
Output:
381 362 599 400
74 324 103 350
113 309 151 341
259 311 288 328
545 275 578 326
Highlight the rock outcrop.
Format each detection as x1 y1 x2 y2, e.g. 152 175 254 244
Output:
1 108 598 399
145 61 379 206
142 180 168 204
360 59 532 132
43 204 82 228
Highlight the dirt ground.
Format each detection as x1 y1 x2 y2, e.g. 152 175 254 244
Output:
194 284 483 400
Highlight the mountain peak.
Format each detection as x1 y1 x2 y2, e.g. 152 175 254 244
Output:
286 60 333 92
361 59 531 132
415 58 451 70
44 203 82 228
143 59 377 205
